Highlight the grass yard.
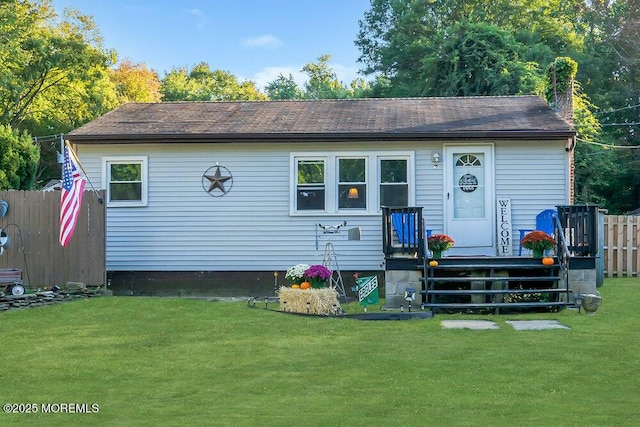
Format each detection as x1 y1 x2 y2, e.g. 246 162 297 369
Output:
1 278 639 426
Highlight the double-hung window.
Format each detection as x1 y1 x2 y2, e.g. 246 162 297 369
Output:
379 158 409 207
338 157 366 210
296 159 325 211
104 157 148 207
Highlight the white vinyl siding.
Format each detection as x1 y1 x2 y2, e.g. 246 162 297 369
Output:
74 138 569 270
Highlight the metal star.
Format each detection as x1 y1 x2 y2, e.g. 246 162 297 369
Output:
204 166 232 193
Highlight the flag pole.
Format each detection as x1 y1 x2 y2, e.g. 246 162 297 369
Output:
63 138 104 204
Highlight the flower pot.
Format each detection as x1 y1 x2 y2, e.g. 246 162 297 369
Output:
532 248 544 258
432 250 442 259
581 293 602 315
309 278 327 289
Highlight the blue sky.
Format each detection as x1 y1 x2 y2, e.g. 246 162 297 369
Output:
51 0 372 90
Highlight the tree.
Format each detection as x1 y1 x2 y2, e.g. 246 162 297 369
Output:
160 62 267 101
0 0 118 186
418 21 543 97
301 55 349 99
0 1 117 129
265 74 304 100
111 59 162 103
0 125 40 190
356 0 589 97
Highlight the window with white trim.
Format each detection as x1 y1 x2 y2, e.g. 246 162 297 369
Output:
291 152 413 214
338 157 366 210
296 158 325 211
379 158 408 207
104 157 148 207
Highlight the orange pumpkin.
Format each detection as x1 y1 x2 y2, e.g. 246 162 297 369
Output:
429 260 439 267
542 257 554 266
300 282 312 290
291 284 300 289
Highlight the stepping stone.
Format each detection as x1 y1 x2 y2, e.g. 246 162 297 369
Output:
506 320 570 330
441 320 500 330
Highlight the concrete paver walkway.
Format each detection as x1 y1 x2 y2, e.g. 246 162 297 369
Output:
441 319 570 330
506 320 570 330
441 320 500 330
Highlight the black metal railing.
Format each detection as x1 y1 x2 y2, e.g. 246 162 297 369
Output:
382 206 424 261
556 205 599 257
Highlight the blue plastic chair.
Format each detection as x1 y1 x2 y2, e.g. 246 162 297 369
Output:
518 209 556 255
391 212 416 245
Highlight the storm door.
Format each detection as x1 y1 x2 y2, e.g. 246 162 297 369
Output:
445 146 494 252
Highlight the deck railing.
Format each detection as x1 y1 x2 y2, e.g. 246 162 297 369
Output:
556 205 599 257
382 206 424 261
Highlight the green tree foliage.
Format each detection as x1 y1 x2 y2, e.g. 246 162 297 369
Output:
265 56 371 100
265 74 304 100
356 0 588 97
160 62 267 101
0 1 117 130
301 55 349 99
418 21 543 97
0 125 40 190
0 0 118 187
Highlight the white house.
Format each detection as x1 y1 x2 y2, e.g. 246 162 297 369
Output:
66 96 576 297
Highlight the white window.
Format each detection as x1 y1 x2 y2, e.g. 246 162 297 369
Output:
379 158 409 207
338 157 367 210
291 152 413 214
103 157 148 207
295 158 325 211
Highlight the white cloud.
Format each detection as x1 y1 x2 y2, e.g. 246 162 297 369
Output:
186 9 208 31
241 34 283 49
250 66 306 91
331 63 363 85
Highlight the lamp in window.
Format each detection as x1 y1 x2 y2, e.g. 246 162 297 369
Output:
347 187 359 199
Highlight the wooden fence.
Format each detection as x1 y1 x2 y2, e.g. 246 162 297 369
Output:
604 215 640 277
0 190 105 289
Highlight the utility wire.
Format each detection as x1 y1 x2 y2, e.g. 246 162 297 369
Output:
595 103 640 115
577 137 640 149
600 122 640 127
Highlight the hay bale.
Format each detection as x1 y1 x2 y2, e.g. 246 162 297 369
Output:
278 286 341 316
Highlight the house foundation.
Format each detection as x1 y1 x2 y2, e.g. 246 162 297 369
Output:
384 270 422 309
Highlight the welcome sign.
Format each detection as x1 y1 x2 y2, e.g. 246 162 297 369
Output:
355 275 379 306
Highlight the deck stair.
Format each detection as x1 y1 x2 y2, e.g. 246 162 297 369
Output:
421 256 571 314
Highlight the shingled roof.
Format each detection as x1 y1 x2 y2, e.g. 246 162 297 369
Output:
66 96 575 143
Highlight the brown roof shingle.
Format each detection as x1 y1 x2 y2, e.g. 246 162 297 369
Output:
67 96 574 143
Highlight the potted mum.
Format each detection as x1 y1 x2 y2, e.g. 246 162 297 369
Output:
285 263 309 286
520 230 555 258
427 234 454 258
304 264 332 288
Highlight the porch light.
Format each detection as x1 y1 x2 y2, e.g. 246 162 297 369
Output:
432 151 441 168
347 187 359 199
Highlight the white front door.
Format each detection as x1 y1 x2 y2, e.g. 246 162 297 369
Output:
445 145 494 254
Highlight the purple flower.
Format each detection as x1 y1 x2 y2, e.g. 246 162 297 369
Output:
304 264 332 280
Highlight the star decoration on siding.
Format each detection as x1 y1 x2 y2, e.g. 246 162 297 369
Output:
202 165 233 196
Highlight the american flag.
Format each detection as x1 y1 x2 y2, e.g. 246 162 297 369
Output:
59 145 86 246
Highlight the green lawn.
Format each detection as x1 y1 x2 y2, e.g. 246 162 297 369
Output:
1 278 639 426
